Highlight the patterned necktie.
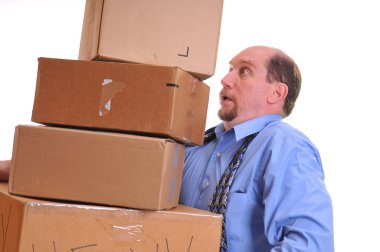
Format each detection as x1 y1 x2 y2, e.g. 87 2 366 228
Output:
204 127 259 252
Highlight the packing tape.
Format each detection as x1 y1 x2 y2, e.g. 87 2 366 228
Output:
98 79 126 117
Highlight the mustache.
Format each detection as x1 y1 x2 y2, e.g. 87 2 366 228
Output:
219 89 237 102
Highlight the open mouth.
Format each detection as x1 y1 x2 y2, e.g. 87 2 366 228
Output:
219 89 235 104
221 94 233 102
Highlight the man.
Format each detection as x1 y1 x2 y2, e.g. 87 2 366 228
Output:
179 46 334 251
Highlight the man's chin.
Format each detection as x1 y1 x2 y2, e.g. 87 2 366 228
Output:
218 109 237 122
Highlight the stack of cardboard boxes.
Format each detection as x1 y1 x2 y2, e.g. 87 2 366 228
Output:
1 0 224 251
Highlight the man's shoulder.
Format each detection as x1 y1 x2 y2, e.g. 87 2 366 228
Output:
263 120 313 142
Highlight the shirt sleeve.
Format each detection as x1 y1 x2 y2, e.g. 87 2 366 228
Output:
262 133 334 252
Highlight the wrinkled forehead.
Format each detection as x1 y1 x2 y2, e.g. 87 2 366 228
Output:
230 46 276 68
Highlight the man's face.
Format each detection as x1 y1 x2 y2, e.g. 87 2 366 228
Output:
218 46 276 126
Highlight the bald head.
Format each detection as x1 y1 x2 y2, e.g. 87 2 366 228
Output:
219 45 302 129
237 46 302 116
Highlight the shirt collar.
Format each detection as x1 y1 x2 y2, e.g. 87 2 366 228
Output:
214 114 283 142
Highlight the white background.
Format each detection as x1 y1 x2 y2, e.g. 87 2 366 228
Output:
1 1 379 251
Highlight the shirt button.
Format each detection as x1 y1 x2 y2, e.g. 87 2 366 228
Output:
202 179 209 188
216 152 221 157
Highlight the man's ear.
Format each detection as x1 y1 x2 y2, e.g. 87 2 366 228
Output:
267 82 288 104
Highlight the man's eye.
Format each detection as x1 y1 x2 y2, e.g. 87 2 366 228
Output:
239 67 250 76
228 67 233 72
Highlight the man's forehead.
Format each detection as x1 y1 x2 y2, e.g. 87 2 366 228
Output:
231 46 277 63
230 46 276 66
229 55 266 68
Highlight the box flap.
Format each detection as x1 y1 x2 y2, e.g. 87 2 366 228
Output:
78 0 104 59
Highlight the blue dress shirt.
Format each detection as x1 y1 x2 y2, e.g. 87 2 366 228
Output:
180 114 334 252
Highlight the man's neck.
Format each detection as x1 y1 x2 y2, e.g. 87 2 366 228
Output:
222 112 283 132
222 114 259 131
222 118 246 131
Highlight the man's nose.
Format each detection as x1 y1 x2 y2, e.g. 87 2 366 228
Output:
221 71 235 89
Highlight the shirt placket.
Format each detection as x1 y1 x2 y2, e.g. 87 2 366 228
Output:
196 131 236 209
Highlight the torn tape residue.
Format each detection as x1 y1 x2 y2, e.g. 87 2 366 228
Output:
99 79 126 116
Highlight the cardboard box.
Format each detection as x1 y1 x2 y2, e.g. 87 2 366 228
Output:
0 181 7 191
9 125 185 210
0 184 222 252
78 0 224 80
32 57 209 146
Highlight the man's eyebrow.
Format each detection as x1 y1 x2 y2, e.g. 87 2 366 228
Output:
229 59 256 67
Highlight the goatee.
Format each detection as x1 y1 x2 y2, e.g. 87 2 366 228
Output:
218 90 238 122
218 107 238 122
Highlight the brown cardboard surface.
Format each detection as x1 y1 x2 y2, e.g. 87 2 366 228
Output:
79 0 224 80
9 125 185 210
32 57 209 145
0 185 222 252
0 181 8 191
